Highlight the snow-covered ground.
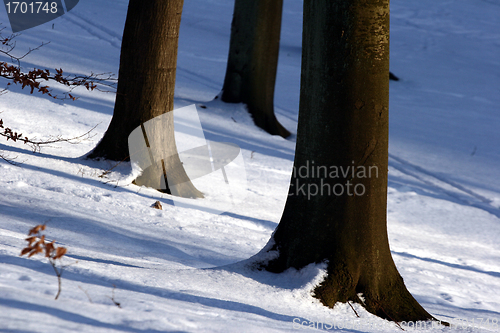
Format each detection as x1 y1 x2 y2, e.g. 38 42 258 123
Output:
1 0 499 332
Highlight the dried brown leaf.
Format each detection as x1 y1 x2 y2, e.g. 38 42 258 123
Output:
28 224 46 235
45 241 55 258
20 247 32 256
53 247 67 260
25 236 37 245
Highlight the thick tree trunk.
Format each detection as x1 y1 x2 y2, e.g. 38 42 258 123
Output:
221 0 290 138
88 0 202 198
264 0 434 323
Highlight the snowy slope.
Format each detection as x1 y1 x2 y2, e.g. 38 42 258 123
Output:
1 0 499 332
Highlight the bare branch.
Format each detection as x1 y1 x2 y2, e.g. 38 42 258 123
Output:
0 24 117 99
0 152 20 165
1 118 99 153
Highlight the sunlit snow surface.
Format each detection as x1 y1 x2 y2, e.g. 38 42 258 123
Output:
1 0 499 332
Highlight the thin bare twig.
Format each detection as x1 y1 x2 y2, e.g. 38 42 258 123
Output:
348 301 360 318
99 155 130 178
373 301 405 331
78 286 93 303
0 152 20 165
108 284 121 308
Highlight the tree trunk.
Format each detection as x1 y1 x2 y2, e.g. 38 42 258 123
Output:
221 0 290 138
263 0 434 323
87 0 202 198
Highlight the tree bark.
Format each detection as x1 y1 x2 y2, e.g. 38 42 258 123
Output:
263 0 434 323
221 0 290 138
88 0 202 198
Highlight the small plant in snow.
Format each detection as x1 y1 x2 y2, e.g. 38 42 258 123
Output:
20 224 68 299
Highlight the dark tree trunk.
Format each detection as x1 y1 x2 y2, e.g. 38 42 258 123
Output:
221 0 290 138
88 0 180 161
88 0 202 198
263 0 434 323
